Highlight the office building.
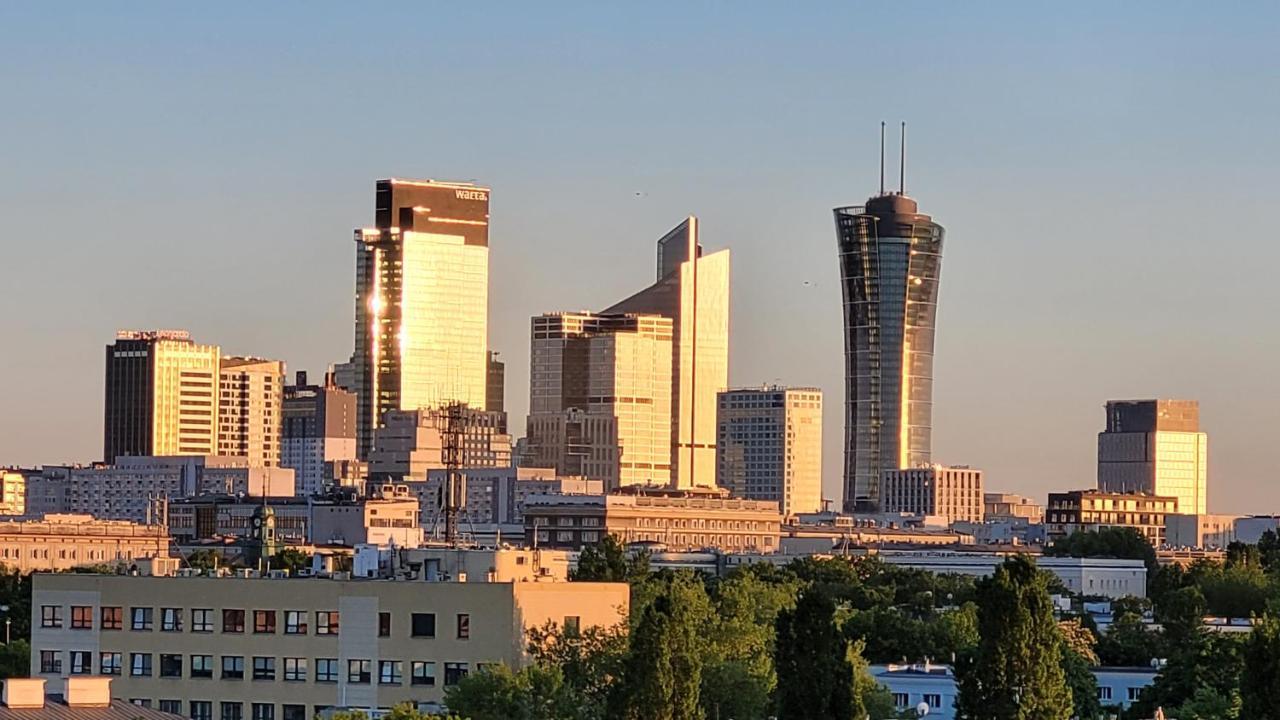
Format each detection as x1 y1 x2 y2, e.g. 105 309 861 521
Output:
0 514 169 573
523 488 781 552
604 217 731 490
218 357 284 468
0 677 185 720
1097 399 1208 515
716 386 823 516
879 466 983 524
1 469 27 515
367 407 511 480
526 312 674 489
30 573 628 714
1164 513 1243 549
1046 490 1178 546
486 352 505 415
282 371 358 497
833 166 945 510
410 467 600 529
352 178 491 457
983 492 1044 523
104 330 221 461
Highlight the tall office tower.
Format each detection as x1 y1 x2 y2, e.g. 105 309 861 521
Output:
487 351 505 414
833 134 945 511
605 217 730 489
1098 399 1208 515
217 356 284 467
103 330 221 461
526 312 674 489
716 386 823 516
282 370 358 497
352 178 491 457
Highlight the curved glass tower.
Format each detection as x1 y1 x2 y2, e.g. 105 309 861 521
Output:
834 193 944 511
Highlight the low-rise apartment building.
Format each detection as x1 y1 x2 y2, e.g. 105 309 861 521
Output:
30 573 628 716
879 466 984 524
1046 490 1178 546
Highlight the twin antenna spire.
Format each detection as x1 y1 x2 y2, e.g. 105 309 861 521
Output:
879 121 907 196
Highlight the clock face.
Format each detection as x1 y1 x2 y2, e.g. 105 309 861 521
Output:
253 517 262 528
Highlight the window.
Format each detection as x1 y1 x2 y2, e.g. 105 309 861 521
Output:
316 611 339 635
192 608 214 633
71 605 93 629
563 616 581 634
284 610 307 634
191 654 214 679
379 660 402 685
411 613 436 638
1128 687 1143 701
378 612 391 637
923 693 942 708
159 700 182 715
221 702 243 720
456 613 470 639
160 653 183 678
411 661 436 687
892 693 909 708
40 650 61 674
444 662 469 686
130 652 153 677
1098 686 1113 701
223 609 245 633
347 659 371 684
101 606 123 630
131 607 154 631
161 607 183 632
315 658 338 683
222 655 245 680
282 705 305 720
131 699 152 709
252 656 275 681
191 701 213 720
253 610 276 634
70 651 91 675
283 657 306 682
100 652 122 675
252 704 274 720
41 605 62 628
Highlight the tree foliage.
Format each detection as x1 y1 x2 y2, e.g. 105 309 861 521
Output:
1240 615 1280 720
1045 526 1158 573
570 534 650 583
774 587 853 720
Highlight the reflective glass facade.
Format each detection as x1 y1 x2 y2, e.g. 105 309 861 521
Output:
834 194 944 510
1097 400 1207 515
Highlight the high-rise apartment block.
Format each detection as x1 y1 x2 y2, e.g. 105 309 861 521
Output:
352 179 491 457
104 331 221 461
715 386 823 516
217 357 284 468
1097 399 1207 515
525 312 674 489
880 465 983 524
282 371 357 497
834 181 944 510
604 217 730 489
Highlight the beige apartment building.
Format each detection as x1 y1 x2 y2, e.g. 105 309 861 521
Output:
880 465 984 524
218 358 285 468
105 331 221 461
526 312 674 489
716 386 823 516
1046 490 1178 546
0 515 169 573
30 574 627 717
1 470 27 515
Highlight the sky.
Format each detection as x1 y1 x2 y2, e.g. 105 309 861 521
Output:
2 3 1279 513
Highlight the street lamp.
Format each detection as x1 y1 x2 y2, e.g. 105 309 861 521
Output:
0 604 9 645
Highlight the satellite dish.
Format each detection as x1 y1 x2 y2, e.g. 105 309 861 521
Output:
916 701 930 717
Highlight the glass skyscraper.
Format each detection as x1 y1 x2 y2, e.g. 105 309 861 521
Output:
1097 399 1207 515
834 193 944 511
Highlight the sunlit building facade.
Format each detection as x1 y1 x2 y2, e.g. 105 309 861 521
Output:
282 371 357 497
605 217 730 489
1097 399 1207 515
104 330 221 462
218 357 284 468
834 194 944 510
352 179 490 457
716 386 823 516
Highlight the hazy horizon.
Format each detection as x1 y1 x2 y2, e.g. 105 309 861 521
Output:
3 3 1279 513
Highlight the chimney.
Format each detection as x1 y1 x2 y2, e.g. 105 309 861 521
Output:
65 677 111 708
2 678 46 708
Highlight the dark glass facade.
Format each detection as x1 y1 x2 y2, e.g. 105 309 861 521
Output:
834 194 944 510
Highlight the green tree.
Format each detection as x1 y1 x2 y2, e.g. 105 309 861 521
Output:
1240 615 1280 719
774 587 853 720
612 577 705 720
1045 526 1158 573
0 640 31 679
954 555 1073 720
270 549 311 576
571 534 650 583
1096 612 1162 667
526 621 627 718
184 549 222 572
0 568 32 642
444 663 584 720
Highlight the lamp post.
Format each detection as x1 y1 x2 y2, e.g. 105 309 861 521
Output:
0 604 9 645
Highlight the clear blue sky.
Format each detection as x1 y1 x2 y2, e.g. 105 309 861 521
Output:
3 3 1278 513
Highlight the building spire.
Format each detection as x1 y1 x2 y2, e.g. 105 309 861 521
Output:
899 121 906 195
879 121 886 195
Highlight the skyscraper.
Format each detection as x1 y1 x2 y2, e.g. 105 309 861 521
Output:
281 370 357 497
716 386 823 516
525 312 674 489
1097 399 1207 515
605 217 730 489
217 356 284 467
103 330 221 461
834 140 945 511
352 178 491 457
486 351 505 414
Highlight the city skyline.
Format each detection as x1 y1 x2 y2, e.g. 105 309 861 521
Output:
4 4 1280 513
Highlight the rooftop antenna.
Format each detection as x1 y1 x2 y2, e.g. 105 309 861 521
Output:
899 121 907 195
879 121 886 195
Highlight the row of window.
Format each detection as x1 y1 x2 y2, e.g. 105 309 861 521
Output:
39 650 469 687
39 607 468 639
138 700 331 720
